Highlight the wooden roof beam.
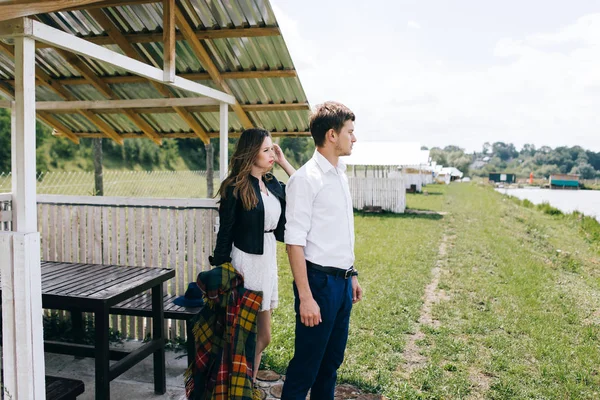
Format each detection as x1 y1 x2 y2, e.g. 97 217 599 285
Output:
37 111 80 144
0 0 107 22
162 0 175 83
34 27 281 48
54 131 311 139
174 4 254 130
2 69 298 86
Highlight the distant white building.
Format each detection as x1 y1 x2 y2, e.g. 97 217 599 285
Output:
345 142 431 193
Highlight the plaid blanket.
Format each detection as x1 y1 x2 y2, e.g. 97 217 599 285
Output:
184 262 262 400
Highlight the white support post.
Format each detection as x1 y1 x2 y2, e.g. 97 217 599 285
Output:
1 29 46 400
219 102 228 181
12 34 37 233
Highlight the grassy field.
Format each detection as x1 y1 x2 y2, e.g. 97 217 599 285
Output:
266 183 600 399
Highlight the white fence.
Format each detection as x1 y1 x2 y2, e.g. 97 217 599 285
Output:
2 194 218 341
348 177 406 213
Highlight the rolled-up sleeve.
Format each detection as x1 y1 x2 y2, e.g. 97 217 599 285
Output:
284 174 313 246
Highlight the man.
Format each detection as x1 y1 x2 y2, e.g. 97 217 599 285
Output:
281 101 363 400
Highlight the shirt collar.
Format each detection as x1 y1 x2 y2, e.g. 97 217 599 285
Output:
313 150 347 174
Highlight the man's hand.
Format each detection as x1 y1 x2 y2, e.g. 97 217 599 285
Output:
300 297 322 327
352 276 363 304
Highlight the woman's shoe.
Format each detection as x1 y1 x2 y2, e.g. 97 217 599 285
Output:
252 386 265 400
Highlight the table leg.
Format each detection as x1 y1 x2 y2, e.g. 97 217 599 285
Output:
152 285 166 394
95 308 110 400
71 310 84 359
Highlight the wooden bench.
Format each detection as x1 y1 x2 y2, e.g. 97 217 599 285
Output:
0 375 84 400
110 293 203 366
45 375 85 400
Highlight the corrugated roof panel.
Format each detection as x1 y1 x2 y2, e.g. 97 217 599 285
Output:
109 83 165 100
0 54 14 80
36 48 79 78
248 111 309 132
0 0 310 141
144 112 192 133
54 113 98 132
197 111 243 132
225 78 305 104
36 86 69 102
64 84 107 101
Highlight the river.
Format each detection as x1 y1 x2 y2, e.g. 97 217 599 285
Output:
498 188 600 221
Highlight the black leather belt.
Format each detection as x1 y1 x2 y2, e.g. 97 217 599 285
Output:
264 229 275 233
306 260 356 279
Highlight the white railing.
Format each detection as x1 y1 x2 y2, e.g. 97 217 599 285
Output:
348 177 406 213
37 195 218 341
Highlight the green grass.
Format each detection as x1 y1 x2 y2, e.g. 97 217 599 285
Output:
406 184 449 212
265 183 600 399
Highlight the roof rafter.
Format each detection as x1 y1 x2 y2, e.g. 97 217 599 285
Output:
174 4 254 129
0 0 107 22
2 69 298 86
41 27 282 47
41 102 310 114
54 131 311 139
162 0 175 82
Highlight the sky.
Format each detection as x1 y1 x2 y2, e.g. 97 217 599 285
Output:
270 0 600 153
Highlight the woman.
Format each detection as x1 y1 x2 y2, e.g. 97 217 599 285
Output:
210 128 295 386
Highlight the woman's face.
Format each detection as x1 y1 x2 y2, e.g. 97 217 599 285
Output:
254 136 275 172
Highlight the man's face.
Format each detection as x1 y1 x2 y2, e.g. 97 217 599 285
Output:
334 120 356 156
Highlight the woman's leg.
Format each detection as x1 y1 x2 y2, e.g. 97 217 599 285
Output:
254 310 272 382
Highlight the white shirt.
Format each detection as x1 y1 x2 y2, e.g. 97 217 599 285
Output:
285 150 355 269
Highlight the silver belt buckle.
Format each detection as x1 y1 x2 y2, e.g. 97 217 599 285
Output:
344 268 352 279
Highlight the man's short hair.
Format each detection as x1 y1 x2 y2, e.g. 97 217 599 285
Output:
309 101 355 147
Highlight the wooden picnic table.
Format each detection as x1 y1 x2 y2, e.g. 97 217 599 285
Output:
0 261 175 400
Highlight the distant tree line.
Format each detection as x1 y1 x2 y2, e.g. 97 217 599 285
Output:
426 141 600 179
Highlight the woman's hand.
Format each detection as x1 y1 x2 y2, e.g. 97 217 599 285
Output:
273 143 296 177
273 143 286 165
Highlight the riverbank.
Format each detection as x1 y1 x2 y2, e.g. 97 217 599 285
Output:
267 183 599 399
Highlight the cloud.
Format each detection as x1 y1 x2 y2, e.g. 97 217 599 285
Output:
407 21 421 30
274 7 600 152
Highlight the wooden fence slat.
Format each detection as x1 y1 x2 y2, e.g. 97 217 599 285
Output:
144 207 152 338
63 206 71 262
186 209 195 285
41 204 49 261
120 207 128 338
70 207 78 262
79 206 86 262
169 209 178 337
111 207 118 264
56 205 64 261
176 210 185 336
199 210 208 279
94 207 102 264
102 207 110 264
48 204 56 261
127 207 137 338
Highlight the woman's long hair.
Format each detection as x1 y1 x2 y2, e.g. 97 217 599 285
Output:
217 128 271 210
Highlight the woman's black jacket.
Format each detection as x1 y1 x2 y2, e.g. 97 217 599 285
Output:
209 173 286 266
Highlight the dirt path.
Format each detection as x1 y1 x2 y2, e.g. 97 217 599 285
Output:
399 234 452 374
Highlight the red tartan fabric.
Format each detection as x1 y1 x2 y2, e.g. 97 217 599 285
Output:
184 263 262 400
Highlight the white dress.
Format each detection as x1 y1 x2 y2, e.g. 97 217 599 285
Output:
230 190 281 311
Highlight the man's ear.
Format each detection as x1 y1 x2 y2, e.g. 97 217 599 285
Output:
326 129 336 142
